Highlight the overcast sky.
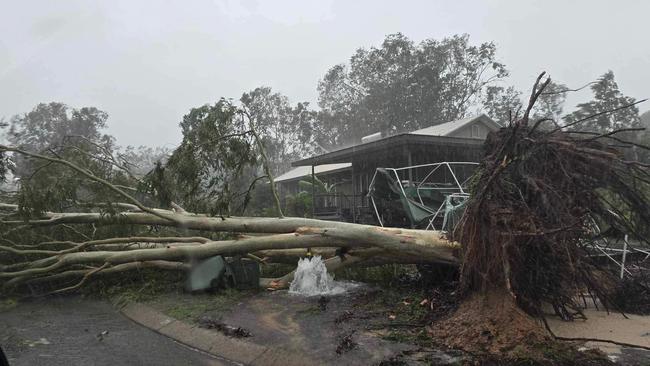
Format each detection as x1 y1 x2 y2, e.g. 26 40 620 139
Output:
1 0 648 148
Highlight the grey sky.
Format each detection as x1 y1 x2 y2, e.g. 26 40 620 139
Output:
1 0 648 148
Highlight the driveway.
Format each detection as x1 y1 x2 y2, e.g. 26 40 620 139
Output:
0 296 236 366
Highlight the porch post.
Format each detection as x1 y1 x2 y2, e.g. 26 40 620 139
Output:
351 163 356 223
311 165 315 218
407 149 413 183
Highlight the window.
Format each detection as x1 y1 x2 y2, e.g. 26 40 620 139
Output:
471 124 480 138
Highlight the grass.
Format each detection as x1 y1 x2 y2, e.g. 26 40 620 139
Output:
77 267 257 323
78 269 186 307
260 263 294 278
156 288 253 322
0 297 17 312
334 264 420 285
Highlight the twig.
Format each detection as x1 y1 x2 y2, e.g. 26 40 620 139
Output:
522 72 551 125
555 334 650 351
45 262 110 296
549 99 648 134
541 81 598 96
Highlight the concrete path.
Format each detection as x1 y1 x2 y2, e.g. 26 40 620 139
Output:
0 296 236 366
547 307 650 364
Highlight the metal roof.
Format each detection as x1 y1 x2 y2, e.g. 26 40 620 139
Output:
290 114 498 167
275 163 352 182
409 114 498 136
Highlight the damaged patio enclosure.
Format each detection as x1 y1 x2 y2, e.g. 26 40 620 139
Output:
275 114 501 227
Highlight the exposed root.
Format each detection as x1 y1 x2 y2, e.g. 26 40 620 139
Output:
430 291 549 356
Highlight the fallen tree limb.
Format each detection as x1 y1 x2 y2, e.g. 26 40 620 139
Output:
2 229 456 287
0 236 210 256
25 260 190 286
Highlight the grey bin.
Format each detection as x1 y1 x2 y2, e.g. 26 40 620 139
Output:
185 256 260 292
223 258 260 290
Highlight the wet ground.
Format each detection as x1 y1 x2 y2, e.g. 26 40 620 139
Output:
2 286 648 365
0 297 235 366
148 284 467 365
146 283 650 366
547 306 650 365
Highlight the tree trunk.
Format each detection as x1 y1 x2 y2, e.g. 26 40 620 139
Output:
0 210 458 292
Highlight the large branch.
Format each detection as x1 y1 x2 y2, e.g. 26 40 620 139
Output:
1 212 456 252
0 144 178 223
1 233 348 282
2 229 456 287
25 260 189 286
0 236 210 256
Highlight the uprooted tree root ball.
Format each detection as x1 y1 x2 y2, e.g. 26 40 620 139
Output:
432 73 650 360
430 291 548 355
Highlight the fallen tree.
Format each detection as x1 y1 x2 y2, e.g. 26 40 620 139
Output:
0 193 458 293
432 73 650 357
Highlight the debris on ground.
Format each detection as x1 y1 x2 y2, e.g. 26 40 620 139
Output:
318 295 330 311
96 330 109 342
334 310 354 324
197 316 251 338
26 338 50 347
335 331 357 354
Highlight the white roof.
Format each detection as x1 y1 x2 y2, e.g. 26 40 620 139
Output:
409 114 498 136
275 163 352 183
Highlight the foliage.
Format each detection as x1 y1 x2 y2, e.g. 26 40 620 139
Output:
637 110 650 163
482 85 523 126
4 102 141 216
564 71 640 132
482 81 568 127
240 87 316 175
297 174 339 194
534 81 569 122
315 33 508 147
7 102 114 177
120 145 171 178
284 191 312 217
151 99 259 215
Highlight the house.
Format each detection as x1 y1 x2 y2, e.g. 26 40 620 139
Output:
276 114 500 222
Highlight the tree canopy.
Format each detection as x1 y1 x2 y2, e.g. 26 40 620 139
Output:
563 71 640 132
316 33 508 147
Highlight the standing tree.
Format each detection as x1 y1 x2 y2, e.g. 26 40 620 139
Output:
533 81 568 123
564 71 640 132
3 103 134 217
481 85 523 125
7 102 114 178
481 80 567 127
156 99 260 216
240 87 316 176
315 33 508 148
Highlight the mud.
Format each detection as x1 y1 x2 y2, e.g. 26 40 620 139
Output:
193 285 464 365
